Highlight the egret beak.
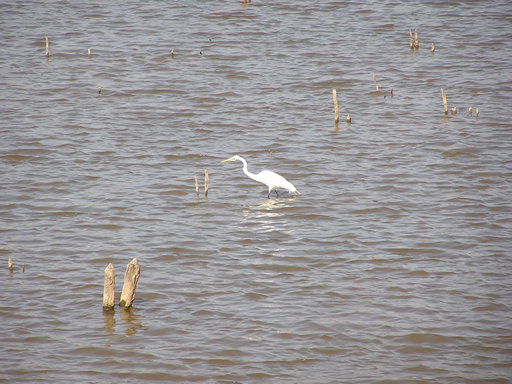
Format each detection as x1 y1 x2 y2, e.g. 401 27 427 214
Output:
221 157 235 163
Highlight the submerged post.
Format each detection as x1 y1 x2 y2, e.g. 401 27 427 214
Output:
45 37 50 57
103 263 115 309
120 258 140 308
409 29 413 49
8 256 13 272
332 89 339 124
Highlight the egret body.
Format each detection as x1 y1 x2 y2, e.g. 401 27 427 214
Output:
221 155 299 197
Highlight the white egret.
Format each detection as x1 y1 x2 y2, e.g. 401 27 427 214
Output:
221 155 300 197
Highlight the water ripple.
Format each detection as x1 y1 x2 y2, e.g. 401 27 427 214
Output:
1 1 512 383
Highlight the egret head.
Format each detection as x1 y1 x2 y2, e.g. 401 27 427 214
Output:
221 155 242 163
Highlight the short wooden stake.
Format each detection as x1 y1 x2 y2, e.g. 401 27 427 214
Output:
332 89 339 124
98 85 102 94
170 49 175 57
451 107 457 115
372 73 379 95
441 88 448 115
468 106 472 115
8 256 13 272
88 48 91 57
346 114 351 123
120 258 140 308
414 29 419 49
475 108 479 117
103 263 115 309
195 175 199 195
204 170 209 198
409 29 413 49
431 43 435 54
45 37 50 57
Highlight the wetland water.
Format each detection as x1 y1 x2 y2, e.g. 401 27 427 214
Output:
1 1 511 383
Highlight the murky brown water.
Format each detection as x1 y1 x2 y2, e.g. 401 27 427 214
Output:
1 1 512 383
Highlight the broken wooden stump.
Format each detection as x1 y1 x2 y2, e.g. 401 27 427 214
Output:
441 88 448 115
119 258 140 308
204 170 209 199
332 89 339 124
103 263 115 309
372 73 379 95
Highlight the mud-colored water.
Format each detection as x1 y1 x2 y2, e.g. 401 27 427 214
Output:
1 1 511 383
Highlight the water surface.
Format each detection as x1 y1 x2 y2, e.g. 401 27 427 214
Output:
1 1 511 383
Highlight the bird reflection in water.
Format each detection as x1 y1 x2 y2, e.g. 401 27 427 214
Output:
242 197 296 236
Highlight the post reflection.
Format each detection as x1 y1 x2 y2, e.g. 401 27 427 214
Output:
102 308 116 335
120 307 144 336
102 307 144 337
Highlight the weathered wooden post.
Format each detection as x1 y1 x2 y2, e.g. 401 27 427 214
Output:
8 256 13 277
103 263 115 309
372 73 379 95
8 255 14 274
45 37 50 57
332 89 339 124
120 258 140 308
204 170 209 199
441 88 448 115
